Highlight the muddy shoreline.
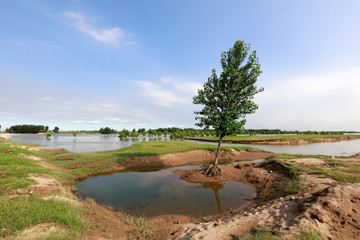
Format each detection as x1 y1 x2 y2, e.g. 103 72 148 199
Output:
173 161 293 216
186 135 360 145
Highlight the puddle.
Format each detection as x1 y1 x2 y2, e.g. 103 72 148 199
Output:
75 165 256 217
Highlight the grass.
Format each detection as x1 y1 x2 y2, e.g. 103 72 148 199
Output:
187 134 360 143
264 153 360 185
231 227 281 240
0 137 89 239
111 140 261 156
297 229 322 240
0 196 87 238
0 143 59 195
285 176 307 195
119 212 154 240
231 228 322 240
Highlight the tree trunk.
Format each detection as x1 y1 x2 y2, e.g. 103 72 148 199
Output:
202 136 223 176
214 136 223 167
214 189 222 214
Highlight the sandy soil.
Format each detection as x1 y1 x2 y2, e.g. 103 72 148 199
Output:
121 148 274 168
174 161 292 211
173 156 360 240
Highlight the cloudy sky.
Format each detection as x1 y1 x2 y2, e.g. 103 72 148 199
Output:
1 0 360 131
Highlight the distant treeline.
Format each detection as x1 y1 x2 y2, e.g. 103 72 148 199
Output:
6 125 49 133
243 129 346 135
5 124 59 133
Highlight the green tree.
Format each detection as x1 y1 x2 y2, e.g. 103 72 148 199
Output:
99 127 116 134
53 126 59 133
193 40 263 176
119 129 130 138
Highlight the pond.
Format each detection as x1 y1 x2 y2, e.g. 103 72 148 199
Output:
8 134 360 156
75 165 256 217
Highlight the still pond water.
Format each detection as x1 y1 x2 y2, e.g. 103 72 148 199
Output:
7 134 360 217
76 165 256 217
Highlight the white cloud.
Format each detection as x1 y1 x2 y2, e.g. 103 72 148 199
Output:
73 120 102 124
41 97 54 101
247 66 360 130
64 11 133 45
136 81 190 106
160 76 202 95
88 120 103 124
109 117 136 123
73 120 85 124
98 103 115 108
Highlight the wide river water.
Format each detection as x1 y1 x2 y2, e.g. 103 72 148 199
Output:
8 133 360 156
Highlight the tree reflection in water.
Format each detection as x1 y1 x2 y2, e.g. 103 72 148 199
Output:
201 182 225 214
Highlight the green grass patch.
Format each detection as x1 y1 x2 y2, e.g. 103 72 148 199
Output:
231 227 281 240
0 196 87 238
265 153 360 185
285 176 307 195
298 228 322 240
111 141 261 157
0 137 89 239
0 153 55 194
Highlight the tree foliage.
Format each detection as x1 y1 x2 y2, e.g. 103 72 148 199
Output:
193 40 263 138
6 124 48 133
53 126 60 133
193 40 263 175
99 127 117 134
119 129 131 138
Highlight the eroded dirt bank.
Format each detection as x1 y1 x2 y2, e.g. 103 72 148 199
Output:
174 161 292 212
121 148 274 169
173 155 360 240
186 135 360 145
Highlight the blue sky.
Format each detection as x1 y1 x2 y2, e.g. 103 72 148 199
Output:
1 0 360 131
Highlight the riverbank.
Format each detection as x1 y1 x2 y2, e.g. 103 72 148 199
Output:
2 137 360 239
186 134 360 145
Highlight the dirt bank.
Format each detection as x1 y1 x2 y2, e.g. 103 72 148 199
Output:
121 148 274 169
186 135 360 145
174 155 360 240
174 161 293 213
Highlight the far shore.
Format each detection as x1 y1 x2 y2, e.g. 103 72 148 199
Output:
186 134 360 145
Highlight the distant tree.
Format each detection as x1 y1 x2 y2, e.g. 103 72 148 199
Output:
130 132 139 138
45 126 49 132
193 40 263 176
119 129 130 138
53 126 60 133
99 127 116 134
